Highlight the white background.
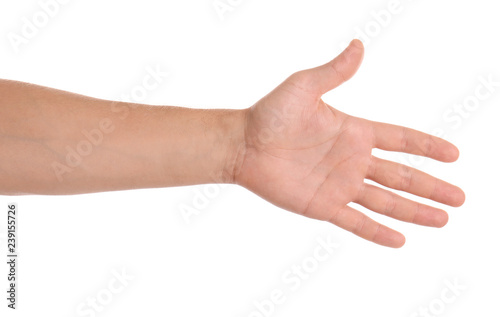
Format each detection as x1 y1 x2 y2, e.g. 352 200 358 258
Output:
1 0 499 316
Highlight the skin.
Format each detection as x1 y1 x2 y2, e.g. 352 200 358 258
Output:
0 40 465 247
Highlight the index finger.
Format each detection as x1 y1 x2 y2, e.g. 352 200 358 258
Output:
371 122 459 162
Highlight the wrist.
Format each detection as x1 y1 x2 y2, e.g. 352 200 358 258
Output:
218 108 248 184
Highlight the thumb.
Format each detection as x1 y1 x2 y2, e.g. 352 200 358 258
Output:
309 39 364 95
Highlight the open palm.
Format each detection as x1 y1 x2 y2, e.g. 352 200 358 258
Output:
235 40 465 247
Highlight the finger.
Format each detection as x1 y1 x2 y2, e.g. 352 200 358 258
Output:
355 183 449 227
308 39 365 95
327 205 405 248
372 122 459 162
367 156 466 207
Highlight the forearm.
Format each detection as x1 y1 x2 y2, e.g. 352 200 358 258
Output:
0 79 245 195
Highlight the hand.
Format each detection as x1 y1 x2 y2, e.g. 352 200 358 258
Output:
235 39 465 248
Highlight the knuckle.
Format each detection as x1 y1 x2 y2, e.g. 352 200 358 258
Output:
423 134 436 157
398 164 413 190
330 62 347 83
410 203 422 224
286 71 315 94
352 216 368 235
327 208 341 224
400 127 409 152
371 223 383 243
384 193 397 216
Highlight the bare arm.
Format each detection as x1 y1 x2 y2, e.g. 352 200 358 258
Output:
0 79 244 194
